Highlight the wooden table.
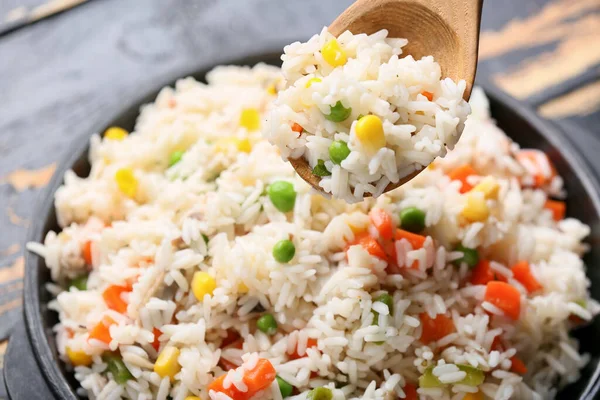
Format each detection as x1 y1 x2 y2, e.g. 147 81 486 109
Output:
0 0 598 395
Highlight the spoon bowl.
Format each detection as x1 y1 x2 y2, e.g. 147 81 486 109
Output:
291 0 483 196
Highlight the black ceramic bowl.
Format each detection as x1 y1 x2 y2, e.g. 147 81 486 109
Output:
15 52 600 399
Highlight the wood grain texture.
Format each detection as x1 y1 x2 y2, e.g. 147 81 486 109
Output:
539 81 600 119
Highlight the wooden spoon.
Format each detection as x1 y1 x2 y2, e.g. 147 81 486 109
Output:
290 0 483 196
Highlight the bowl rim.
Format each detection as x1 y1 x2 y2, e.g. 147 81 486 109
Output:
22 53 600 400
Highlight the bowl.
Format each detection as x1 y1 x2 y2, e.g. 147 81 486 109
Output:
20 52 600 399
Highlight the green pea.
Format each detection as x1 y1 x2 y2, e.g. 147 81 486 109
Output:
453 245 479 268
69 274 88 291
399 207 426 233
312 159 331 177
256 314 278 335
169 151 184 167
374 293 394 314
419 366 442 388
277 376 293 398
307 387 333 400
102 353 133 384
329 141 351 165
273 239 295 263
324 101 352 122
268 181 296 212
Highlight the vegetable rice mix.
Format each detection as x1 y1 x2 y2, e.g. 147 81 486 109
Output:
28 55 597 399
265 28 470 202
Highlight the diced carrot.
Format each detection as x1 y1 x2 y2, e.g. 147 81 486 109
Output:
289 338 318 360
151 328 162 352
291 123 303 136
82 240 93 265
448 164 477 193
208 358 276 400
395 229 426 250
470 260 495 286
544 199 566 221
102 285 130 314
369 209 394 240
491 335 503 351
419 313 455 345
484 281 521 320
516 149 556 188
88 316 115 344
421 91 434 101
347 232 387 260
510 356 527 375
511 261 542 293
403 383 418 400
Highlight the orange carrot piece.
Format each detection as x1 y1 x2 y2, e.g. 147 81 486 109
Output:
403 383 418 400
347 232 387 260
369 209 394 240
470 260 495 286
421 91 434 101
510 356 528 375
88 316 115 344
102 285 130 314
419 313 455 345
219 357 239 371
151 328 162 352
448 164 477 193
289 338 318 360
291 123 303 135
484 281 521 320
82 240 93 265
544 199 566 221
516 150 556 187
395 229 426 250
511 261 542 293
222 329 241 348
208 358 276 400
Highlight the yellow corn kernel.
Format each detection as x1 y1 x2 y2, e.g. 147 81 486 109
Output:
192 271 217 301
154 346 181 381
462 392 484 400
322 39 347 67
238 282 249 294
66 346 93 366
267 84 277 95
355 115 386 150
240 108 261 131
216 138 252 153
104 127 128 141
305 77 322 88
462 193 490 222
115 168 137 198
472 176 500 200
185 397 201 400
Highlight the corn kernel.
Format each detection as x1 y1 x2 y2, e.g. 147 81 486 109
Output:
66 346 93 366
104 127 128 141
236 138 252 153
238 282 249 294
305 77 322 88
154 346 181 381
216 138 252 153
462 392 484 400
267 84 277 95
462 193 490 222
322 39 347 67
115 168 137 198
185 397 202 400
192 271 217 301
355 115 386 151
472 176 500 200
240 108 261 131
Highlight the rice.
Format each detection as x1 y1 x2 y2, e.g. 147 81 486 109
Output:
28 59 598 400
265 27 470 203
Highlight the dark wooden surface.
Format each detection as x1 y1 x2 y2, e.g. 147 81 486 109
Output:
0 0 598 396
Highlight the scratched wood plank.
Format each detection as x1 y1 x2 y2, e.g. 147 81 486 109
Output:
0 0 597 367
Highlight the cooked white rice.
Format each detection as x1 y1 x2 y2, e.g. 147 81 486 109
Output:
265 28 470 203
27 62 598 400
